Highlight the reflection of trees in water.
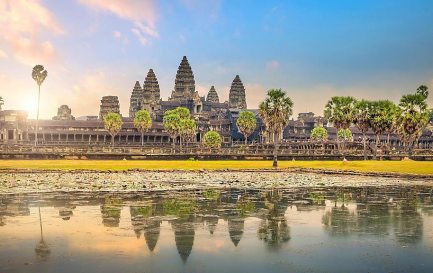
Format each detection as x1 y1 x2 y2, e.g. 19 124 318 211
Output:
393 190 423 245
35 206 50 261
100 197 123 227
257 189 290 249
321 188 424 245
356 203 391 236
322 206 357 236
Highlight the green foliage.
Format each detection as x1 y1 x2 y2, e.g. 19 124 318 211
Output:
203 189 221 200
32 65 47 86
429 109 433 124
163 107 196 145
310 126 328 141
369 100 397 136
104 112 123 145
134 110 152 134
353 99 372 134
236 111 257 143
163 199 196 218
203 131 222 148
236 200 256 217
179 118 197 142
324 96 357 129
395 86 430 150
135 206 153 217
259 89 294 136
337 128 353 141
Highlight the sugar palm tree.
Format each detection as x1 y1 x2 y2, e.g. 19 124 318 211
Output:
353 100 372 160
103 112 123 147
32 65 48 146
259 89 293 168
324 96 357 159
395 86 429 155
369 100 397 159
133 110 152 146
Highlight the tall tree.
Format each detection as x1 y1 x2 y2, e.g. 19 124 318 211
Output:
134 110 152 146
259 89 294 168
324 96 357 130
369 100 398 159
236 111 257 145
104 112 123 147
0 96 4 111
163 107 196 150
32 65 48 146
324 96 357 160
353 100 372 160
179 118 197 147
395 86 430 155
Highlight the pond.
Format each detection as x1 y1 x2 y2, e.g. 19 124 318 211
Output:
1 186 433 273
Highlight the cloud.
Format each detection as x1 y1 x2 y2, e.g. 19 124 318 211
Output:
265 60 280 71
0 49 7 59
0 0 64 66
78 0 158 45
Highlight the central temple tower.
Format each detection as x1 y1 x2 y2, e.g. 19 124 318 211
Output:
170 56 196 100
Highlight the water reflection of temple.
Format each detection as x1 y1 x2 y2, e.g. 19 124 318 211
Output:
1 187 431 263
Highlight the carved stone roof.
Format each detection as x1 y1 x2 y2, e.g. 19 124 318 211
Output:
171 56 195 101
143 69 160 101
129 81 143 117
206 86 219 103
228 75 247 109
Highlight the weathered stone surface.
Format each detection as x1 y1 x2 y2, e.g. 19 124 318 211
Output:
228 75 247 109
129 81 143 118
206 86 219 103
170 56 196 101
99 96 120 119
52 105 75 120
141 69 161 115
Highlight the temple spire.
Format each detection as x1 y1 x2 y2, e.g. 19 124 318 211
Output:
170 56 196 101
206 86 219 103
228 75 247 109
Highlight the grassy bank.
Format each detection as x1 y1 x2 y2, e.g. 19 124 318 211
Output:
0 160 432 175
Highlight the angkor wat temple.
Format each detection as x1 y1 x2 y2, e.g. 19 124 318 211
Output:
0 56 432 150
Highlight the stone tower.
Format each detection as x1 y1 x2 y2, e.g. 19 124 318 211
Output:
129 81 144 118
143 69 160 102
142 69 161 114
170 56 195 101
228 75 247 109
53 105 75 120
99 96 120 119
206 86 219 103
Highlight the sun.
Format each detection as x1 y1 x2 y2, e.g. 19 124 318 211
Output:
22 97 38 117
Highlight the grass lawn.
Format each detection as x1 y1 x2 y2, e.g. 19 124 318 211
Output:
0 160 432 175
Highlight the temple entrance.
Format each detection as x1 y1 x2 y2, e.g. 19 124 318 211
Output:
196 133 201 142
8 130 14 140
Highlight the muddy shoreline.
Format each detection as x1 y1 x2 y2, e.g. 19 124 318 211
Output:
1 168 433 194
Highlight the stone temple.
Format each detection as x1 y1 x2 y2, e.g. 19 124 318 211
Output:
2 55 431 148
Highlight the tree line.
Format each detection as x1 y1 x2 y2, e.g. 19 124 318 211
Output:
21 64 433 166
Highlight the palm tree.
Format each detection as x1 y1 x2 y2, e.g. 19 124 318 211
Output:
133 110 152 146
369 100 397 159
0 96 4 111
324 96 357 130
324 96 357 159
259 89 294 168
236 110 257 145
353 100 372 160
32 65 48 147
395 86 430 155
103 112 123 147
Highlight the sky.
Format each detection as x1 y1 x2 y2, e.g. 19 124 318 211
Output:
1 0 433 119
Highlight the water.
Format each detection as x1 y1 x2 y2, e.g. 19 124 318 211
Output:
1 187 433 273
